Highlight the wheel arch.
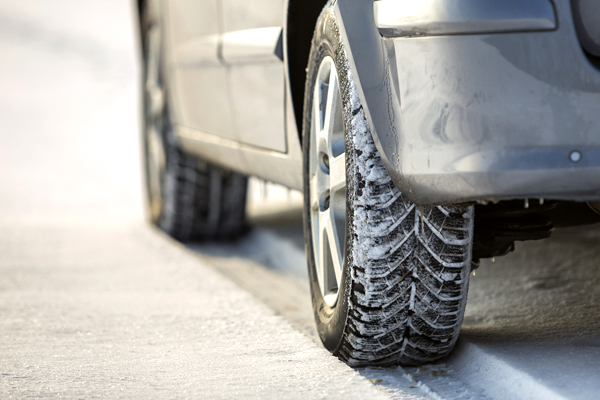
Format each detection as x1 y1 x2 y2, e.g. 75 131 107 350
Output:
331 0 404 196
285 0 402 199
284 0 329 147
135 0 153 58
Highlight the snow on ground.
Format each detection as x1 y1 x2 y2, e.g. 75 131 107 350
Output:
0 220 394 399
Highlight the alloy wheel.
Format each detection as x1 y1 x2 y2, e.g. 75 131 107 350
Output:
309 56 347 307
144 25 167 221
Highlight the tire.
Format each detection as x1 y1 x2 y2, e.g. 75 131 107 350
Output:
142 4 247 242
302 4 475 366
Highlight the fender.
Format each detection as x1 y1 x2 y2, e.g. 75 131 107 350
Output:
334 0 600 205
333 0 406 199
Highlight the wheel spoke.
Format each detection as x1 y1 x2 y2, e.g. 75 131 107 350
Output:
145 27 160 98
317 214 330 296
317 131 329 165
323 68 342 155
313 82 324 135
315 79 330 157
324 208 344 284
149 87 165 118
309 174 320 212
329 153 346 196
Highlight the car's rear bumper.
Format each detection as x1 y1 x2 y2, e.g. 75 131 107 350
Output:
337 0 600 205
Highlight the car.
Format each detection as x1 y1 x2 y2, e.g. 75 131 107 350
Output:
135 0 600 366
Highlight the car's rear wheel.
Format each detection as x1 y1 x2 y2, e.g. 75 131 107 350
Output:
302 5 475 366
142 6 247 241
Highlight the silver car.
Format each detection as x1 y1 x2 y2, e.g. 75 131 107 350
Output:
137 0 600 366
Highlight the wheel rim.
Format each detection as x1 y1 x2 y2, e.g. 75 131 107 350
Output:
309 57 346 307
144 26 167 221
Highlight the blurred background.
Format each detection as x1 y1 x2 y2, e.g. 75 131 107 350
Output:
0 0 142 225
0 0 303 226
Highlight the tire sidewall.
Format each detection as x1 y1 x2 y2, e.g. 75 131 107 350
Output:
302 7 355 353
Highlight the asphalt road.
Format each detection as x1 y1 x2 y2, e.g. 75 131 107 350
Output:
1 1 600 399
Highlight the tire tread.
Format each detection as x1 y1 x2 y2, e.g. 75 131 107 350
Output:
159 145 247 242
338 66 474 367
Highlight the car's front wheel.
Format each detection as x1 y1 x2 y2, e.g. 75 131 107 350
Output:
302 4 475 366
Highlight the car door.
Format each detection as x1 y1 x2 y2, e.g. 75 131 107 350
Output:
220 0 287 153
163 0 237 141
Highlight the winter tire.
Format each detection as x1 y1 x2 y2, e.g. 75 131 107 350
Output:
302 5 475 366
142 3 247 241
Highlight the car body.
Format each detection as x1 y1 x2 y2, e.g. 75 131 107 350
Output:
138 0 600 205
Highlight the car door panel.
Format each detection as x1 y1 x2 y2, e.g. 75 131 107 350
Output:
221 0 287 152
164 0 237 141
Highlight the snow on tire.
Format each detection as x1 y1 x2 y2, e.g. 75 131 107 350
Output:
303 4 474 367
